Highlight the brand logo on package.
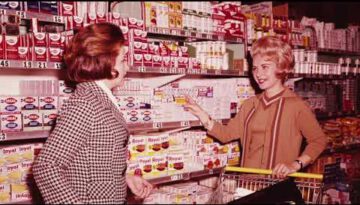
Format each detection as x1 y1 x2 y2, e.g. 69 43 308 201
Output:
5 97 17 104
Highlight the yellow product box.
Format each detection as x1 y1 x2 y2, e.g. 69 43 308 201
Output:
6 163 22 184
128 136 147 161
167 154 185 175
174 95 186 106
11 183 32 202
138 156 153 179
169 133 185 147
151 154 167 178
0 184 10 203
18 144 34 162
227 152 240 166
147 135 163 156
20 161 33 183
2 146 21 164
126 162 142 177
0 166 7 185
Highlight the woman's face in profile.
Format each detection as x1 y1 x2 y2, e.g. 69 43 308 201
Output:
113 46 129 87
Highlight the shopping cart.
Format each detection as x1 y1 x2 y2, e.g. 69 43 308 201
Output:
208 166 324 204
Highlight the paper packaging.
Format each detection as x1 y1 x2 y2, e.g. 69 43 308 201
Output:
32 32 48 47
48 33 61 48
126 162 143 177
167 154 185 175
0 97 21 114
143 54 153 67
151 155 167 178
48 48 62 62
18 144 34 162
128 136 147 161
18 47 31 61
22 111 42 132
59 1 76 16
6 163 22 184
42 110 58 131
11 184 32 202
147 135 163 156
0 183 10 203
4 35 20 60
0 2 22 10
32 47 48 62
20 96 39 110
138 156 153 179
20 161 33 182
39 96 58 110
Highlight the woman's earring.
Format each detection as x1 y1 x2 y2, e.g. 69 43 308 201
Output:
112 70 119 78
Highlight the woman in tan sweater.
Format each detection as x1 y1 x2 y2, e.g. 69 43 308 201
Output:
184 36 327 178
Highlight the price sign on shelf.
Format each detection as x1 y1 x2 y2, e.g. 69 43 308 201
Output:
159 67 167 73
218 35 224 41
0 132 6 141
215 70 221 75
178 68 186 74
170 174 183 181
53 15 64 23
201 69 207 74
0 60 10 68
185 30 191 37
209 169 214 175
180 121 190 127
169 68 177 74
15 10 27 19
37 61 48 69
22 61 32 68
137 66 146 72
54 62 62 69
152 122 163 129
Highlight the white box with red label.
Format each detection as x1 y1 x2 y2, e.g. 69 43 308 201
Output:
131 53 143 66
48 47 63 62
22 111 42 132
42 110 58 130
143 54 153 67
48 33 61 48
162 56 171 67
152 55 162 67
18 47 32 61
0 96 21 114
120 26 129 44
128 135 148 161
167 154 185 175
39 96 58 110
20 96 39 111
149 44 159 55
151 154 167 178
1 114 22 132
32 32 48 47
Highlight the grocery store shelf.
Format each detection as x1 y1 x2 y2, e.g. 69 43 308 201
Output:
146 27 244 44
0 59 63 70
147 168 222 185
322 143 360 155
289 73 359 80
316 111 358 120
1 130 49 142
317 48 360 56
0 119 230 142
128 66 246 77
0 9 65 24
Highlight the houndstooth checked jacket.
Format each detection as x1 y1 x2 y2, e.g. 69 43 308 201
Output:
33 81 129 204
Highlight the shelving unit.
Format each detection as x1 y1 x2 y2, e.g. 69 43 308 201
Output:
0 9 65 24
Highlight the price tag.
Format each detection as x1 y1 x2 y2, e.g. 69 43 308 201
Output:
237 38 243 43
180 121 190 127
170 174 183 181
218 35 224 41
215 70 221 75
178 68 186 74
22 61 32 68
159 67 167 73
0 9 6 15
16 10 26 19
196 33 202 38
0 132 6 141
169 68 177 74
54 62 62 69
209 169 214 175
37 61 48 69
138 66 146 72
53 15 64 23
0 60 10 68
171 29 177 35
185 30 191 37
152 122 162 129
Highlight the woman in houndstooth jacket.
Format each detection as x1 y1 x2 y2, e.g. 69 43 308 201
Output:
32 23 153 204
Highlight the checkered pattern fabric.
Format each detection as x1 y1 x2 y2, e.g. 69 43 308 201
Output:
33 81 129 204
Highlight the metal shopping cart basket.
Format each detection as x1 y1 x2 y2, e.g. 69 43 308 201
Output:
208 166 324 204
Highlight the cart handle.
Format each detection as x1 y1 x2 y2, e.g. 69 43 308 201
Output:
225 166 323 179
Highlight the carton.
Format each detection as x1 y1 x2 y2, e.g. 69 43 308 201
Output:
39 96 57 110
138 156 153 179
4 35 20 60
22 111 42 132
59 1 76 16
0 97 21 114
42 110 58 130
128 136 147 161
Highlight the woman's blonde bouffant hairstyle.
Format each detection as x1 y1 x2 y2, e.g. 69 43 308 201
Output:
250 36 295 82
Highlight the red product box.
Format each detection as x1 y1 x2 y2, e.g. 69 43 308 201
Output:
32 32 48 47
131 41 143 54
122 17 129 27
141 43 148 54
190 57 201 69
130 29 144 42
159 43 169 56
179 46 189 57
162 56 171 67
128 17 138 29
143 54 153 67
39 96 58 110
96 12 107 23
60 34 66 49
132 54 143 66
48 47 62 62
152 55 162 67
87 13 97 25
169 49 179 57
149 44 159 55
33 47 48 62
59 1 76 16
48 33 61 48
111 12 122 26
67 16 84 30
5 35 20 60
170 57 178 68
0 35 4 59
137 19 145 30
141 30 147 41
120 26 129 45
177 57 186 68
18 47 32 61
